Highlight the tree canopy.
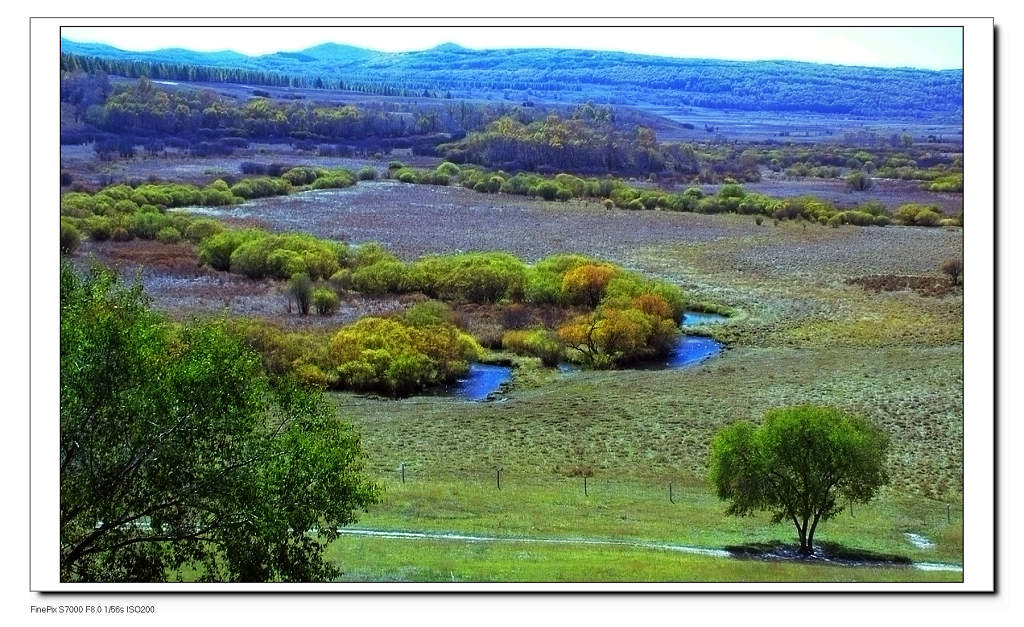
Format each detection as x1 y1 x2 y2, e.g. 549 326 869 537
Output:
60 262 380 582
708 405 889 555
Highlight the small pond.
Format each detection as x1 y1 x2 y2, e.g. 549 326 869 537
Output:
438 363 513 401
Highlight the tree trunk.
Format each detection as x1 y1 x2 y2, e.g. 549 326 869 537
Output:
796 516 812 555
798 537 811 555
796 523 809 555
805 513 821 556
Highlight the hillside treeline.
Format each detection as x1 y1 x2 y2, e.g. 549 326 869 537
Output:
60 43 964 121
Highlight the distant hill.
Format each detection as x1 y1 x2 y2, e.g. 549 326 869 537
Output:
60 38 963 121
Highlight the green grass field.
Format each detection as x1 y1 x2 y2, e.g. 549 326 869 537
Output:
328 536 962 583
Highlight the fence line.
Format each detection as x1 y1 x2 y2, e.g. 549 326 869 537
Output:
356 462 961 523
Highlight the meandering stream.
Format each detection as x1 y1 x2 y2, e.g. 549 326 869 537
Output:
452 310 728 400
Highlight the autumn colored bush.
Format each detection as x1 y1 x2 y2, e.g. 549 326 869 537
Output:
561 263 619 308
556 293 679 368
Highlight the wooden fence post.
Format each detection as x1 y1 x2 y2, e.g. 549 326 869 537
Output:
584 475 588 497
400 463 405 484
497 468 502 491
669 482 674 504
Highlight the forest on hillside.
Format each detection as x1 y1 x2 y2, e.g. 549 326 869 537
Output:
60 40 963 121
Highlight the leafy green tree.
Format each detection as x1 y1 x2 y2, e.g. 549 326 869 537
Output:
708 405 889 555
60 263 380 582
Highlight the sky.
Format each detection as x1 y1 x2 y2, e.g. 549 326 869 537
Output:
59 26 963 71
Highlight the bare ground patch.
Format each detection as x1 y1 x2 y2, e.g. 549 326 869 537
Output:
847 275 959 298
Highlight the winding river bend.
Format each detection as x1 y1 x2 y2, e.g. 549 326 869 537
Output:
451 310 728 400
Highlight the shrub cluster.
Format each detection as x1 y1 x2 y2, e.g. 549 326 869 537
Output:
60 181 240 247
60 182 235 222
329 316 482 396
356 166 378 181
281 166 325 186
229 177 292 200
924 173 963 193
310 169 357 190
785 163 841 179
385 164 950 228
221 305 484 395
412 253 528 303
220 318 333 385
893 203 948 226
61 178 698 373
198 229 346 280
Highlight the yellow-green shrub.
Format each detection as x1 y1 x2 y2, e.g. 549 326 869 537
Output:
329 317 482 396
502 329 564 366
